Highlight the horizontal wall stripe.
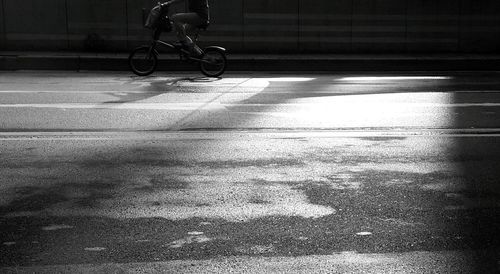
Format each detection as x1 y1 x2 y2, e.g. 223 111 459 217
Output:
244 25 298 31
299 15 471 21
352 27 406 32
127 37 244 43
6 34 69 40
300 26 351 32
204 25 244 32
406 16 459 21
249 14 411 21
300 15 353 21
4 34 461 44
352 15 407 20
127 24 244 32
352 38 406 43
244 13 298 20
300 20 352 26
301 14 499 21
244 36 297 42
68 22 127 29
406 27 459 32
406 38 458 43
6 34 130 41
299 37 351 43
459 15 500 20
460 28 500 33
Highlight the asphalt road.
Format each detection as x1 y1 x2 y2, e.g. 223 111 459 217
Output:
1 71 500 273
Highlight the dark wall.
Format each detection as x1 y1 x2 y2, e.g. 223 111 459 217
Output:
1 0 499 53
0 0 4 47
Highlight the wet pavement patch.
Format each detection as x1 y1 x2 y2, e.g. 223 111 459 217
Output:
1 213 500 266
0 190 68 216
249 198 272 204
235 244 275 255
147 177 190 190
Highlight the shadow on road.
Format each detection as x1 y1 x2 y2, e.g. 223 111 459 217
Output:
102 76 223 104
1 72 500 271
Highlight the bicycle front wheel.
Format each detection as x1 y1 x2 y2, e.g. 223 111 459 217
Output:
199 48 227 77
129 46 158 76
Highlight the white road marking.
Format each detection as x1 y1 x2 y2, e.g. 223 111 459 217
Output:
337 76 452 81
0 89 500 94
1 129 500 141
356 232 373 236
41 224 74 231
0 90 152 94
0 103 225 110
0 102 499 110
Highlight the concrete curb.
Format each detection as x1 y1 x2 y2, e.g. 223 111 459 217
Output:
2 52 500 71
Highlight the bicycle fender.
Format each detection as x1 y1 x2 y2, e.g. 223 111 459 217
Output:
204 46 226 52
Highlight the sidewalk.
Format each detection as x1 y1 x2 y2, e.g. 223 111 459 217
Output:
1 51 500 71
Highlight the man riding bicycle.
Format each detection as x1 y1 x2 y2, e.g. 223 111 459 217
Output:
160 0 209 56
130 0 225 77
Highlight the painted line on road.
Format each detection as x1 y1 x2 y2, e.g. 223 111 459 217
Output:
1 102 500 110
0 90 161 94
0 103 225 110
1 88 500 93
1 128 500 141
2 89 500 93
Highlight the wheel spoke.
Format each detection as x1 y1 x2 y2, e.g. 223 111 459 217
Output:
129 46 158 76
200 49 226 77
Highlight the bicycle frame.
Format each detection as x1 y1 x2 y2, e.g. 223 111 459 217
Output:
148 39 220 65
149 22 216 62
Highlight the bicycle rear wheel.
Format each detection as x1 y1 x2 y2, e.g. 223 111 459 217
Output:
199 48 227 77
129 46 158 76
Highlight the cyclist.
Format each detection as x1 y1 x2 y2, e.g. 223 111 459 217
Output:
161 0 209 56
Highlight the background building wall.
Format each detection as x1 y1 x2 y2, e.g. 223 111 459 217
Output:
0 0 5 46
1 0 499 53
459 0 500 53
3 0 68 50
66 0 127 51
406 0 459 53
299 0 352 53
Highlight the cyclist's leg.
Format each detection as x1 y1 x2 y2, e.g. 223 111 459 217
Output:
171 13 204 46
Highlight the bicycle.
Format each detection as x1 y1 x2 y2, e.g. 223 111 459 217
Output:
129 4 227 77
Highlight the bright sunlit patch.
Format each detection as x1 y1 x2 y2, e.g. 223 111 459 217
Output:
240 77 315 87
337 76 452 82
264 77 316 82
282 92 456 129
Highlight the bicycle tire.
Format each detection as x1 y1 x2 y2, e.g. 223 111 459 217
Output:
199 48 227 77
129 46 158 76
